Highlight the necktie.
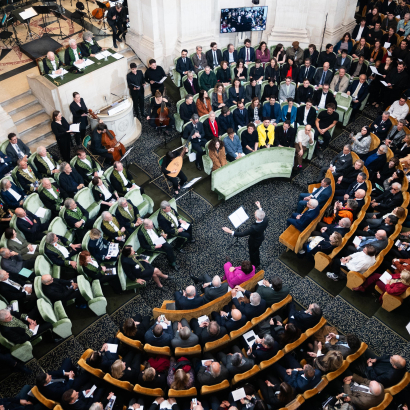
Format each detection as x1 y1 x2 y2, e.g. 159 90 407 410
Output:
183 58 186 63
191 81 195 94
321 71 326 84
213 51 217 66
335 77 342 92
341 58 345 65
265 129 269 144
240 110 243 115
381 120 384 124
24 217 33 226
305 68 308 77
51 379 66 384
246 48 249 62
8 279 22 290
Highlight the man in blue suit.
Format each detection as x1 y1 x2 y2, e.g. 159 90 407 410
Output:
233 101 249 129
223 44 238 65
287 199 320 231
231 287 267 319
0 152 13 179
144 317 174 347
369 112 392 141
174 285 205 310
176 49 194 77
238 39 255 63
347 74 369 121
246 334 279 364
0 179 26 209
296 177 332 213
298 59 316 84
262 96 281 122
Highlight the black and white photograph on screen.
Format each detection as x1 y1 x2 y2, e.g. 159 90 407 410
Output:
220 6 268 33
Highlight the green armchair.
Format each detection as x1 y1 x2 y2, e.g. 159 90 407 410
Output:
0 331 34 362
24 193 52 224
35 255 61 279
74 188 101 219
103 166 114 182
48 216 75 242
118 256 146 292
37 298 72 339
174 100 185 133
125 188 154 216
77 275 107 316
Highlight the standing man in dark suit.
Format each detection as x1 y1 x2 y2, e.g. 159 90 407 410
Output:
369 111 392 140
217 345 255 377
127 62 146 119
287 301 322 332
106 2 128 48
296 178 332 213
182 114 206 171
176 49 194 78
347 74 370 121
256 276 290 306
183 72 199 95
6 133 30 166
69 92 88 144
15 208 48 243
206 42 223 69
316 145 353 182
298 59 315 84
296 100 317 127
238 39 255 63
189 274 228 303
174 285 204 310
222 44 238 65
222 201 268 268
211 308 247 333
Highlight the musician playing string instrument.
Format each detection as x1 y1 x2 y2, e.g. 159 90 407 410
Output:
147 90 175 133
91 123 115 165
161 148 188 196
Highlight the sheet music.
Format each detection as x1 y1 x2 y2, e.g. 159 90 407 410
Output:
106 343 118 353
48 69 68 79
353 236 361 246
20 7 38 20
232 388 247 401
111 53 124 60
184 177 201 189
154 237 166 246
69 123 80 132
228 206 249 228
101 50 112 57
94 53 105 60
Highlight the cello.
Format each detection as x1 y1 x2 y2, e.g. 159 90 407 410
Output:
88 110 126 161
155 89 171 127
91 1 109 20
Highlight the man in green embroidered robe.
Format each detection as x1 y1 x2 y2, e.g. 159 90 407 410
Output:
64 39 84 66
43 51 63 75
115 197 142 235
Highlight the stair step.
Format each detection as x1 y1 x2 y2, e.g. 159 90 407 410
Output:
3 94 38 115
0 90 32 109
17 113 51 137
11 104 45 125
29 135 57 152
20 122 53 147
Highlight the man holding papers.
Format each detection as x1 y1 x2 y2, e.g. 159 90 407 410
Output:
158 200 194 253
246 334 278 364
43 52 63 75
222 201 268 268
138 219 180 271
0 269 36 308
44 233 81 269
0 247 35 278
64 39 84 67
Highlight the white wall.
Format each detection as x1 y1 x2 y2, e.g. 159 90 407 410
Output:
126 0 357 72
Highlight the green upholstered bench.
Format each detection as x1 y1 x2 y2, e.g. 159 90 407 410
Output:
211 147 295 200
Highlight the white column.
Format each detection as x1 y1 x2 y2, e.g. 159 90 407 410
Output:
0 107 17 143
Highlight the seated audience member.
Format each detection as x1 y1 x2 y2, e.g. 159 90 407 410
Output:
203 111 220 140
287 301 322 332
73 148 100 183
281 58 299 83
0 269 36 307
217 61 231 86
245 78 262 103
182 114 206 171
180 94 198 124
138 218 179 270
249 59 264 83
347 74 370 121
64 38 84 66
316 144 353 183
256 276 290 305
171 319 199 348
351 126 372 158
257 118 275 148
235 59 248 82
281 99 297 126
330 68 349 93
334 50 352 72
121 245 170 290
241 123 259 154
287 198 320 232
312 83 337 110
218 107 235 135
296 178 332 213
183 71 199 95
190 318 228 346
0 147 12 179
63 198 95 243
313 103 339 159
278 77 296 103
357 215 397 237
86 340 119 373
81 31 103 57
41 274 86 308
122 314 151 343
262 96 281 123
34 146 59 178
298 59 316 83
79 251 122 294
311 350 344 374
44 232 80 269
257 378 295 409
43 51 63 75
275 120 296 148
110 161 140 196
296 100 317 128
231 286 267 318
212 84 228 111
370 182 403 213
6 133 30 166
208 138 227 171
91 177 117 213
40 178 64 217
313 62 333 87
224 128 244 161
110 351 141 384
314 215 352 237
317 43 336 69
199 66 217 91
138 361 168 390
15 208 48 243
233 101 249 130
347 229 388 255
101 211 126 244
365 145 388 176
190 273 228 303
389 96 409 120
223 258 255 288
115 197 141 235
369 111 392 140
334 172 367 201
295 124 314 169
393 134 410 159
5 228 39 261
302 232 343 258
145 316 173 347
296 79 314 105
211 307 247 333
167 357 194 389
0 247 35 275
326 244 377 281
261 78 278 102
323 332 361 359
61 388 112 410
88 228 117 264
176 49 194 78
247 334 279 364
196 89 212 118
58 162 84 198
223 43 238 65
1 179 26 210
269 319 302 349
174 285 204 310
337 376 384 409
248 97 262 125
352 18 369 41
217 345 255 377
195 358 229 386
15 159 40 195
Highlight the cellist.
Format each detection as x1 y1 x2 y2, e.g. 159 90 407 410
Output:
146 90 175 133
90 123 114 165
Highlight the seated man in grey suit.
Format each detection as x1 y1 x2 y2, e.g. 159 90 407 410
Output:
171 320 199 348
278 77 295 103
190 274 229 303
217 345 255 377
194 354 229 386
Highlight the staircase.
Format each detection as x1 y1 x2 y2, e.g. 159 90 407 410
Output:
0 46 144 152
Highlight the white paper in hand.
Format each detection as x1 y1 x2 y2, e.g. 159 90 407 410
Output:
180 222 190 230
229 206 249 228
353 236 361 247
232 388 247 401
379 271 392 285
198 315 209 324
27 245 37 255
384 42 391 49
154 236 166 246
201 359 214 366
243 330 257 346
70 123 80 133
106 343 118 353
380 81 389 86
188 152 197 162
35 207 46 218
85 385 97 398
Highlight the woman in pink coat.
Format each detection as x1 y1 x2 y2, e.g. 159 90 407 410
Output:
223 259 256 288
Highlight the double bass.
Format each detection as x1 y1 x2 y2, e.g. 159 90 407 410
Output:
155 89 171 127
88 110 126 161
92 1 109 20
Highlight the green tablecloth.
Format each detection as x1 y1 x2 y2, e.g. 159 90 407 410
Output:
45 49 121 87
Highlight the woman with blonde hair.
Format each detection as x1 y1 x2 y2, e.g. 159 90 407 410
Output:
167 357 195 389
110 350 141 384
311 350 344 373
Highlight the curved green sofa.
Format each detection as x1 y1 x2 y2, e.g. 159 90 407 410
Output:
211 147 295 200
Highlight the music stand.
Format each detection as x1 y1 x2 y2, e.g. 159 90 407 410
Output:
120 143 133 170
176 177 201 204
227 206 249 252
0 14 14 48
50 10 67 39
32 5 58 36
18 7 40 41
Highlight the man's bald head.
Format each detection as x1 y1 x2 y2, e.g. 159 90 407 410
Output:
186 286 196 297
355 189 366 199
47 52 55 60
212 275 221 287
391 355 406 369
369 381 383 396
231 308 242 321
210 362 221 377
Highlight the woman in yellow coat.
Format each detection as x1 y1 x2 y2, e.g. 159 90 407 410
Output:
257 118 275 148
